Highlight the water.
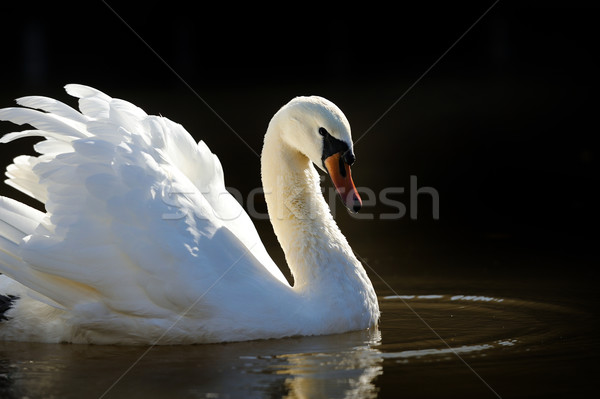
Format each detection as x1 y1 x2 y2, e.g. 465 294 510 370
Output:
0 87 597 398
0 294 594 398
0 228 596 399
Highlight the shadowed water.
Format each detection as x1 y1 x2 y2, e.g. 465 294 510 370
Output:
0 249 596 398
0 85 597 397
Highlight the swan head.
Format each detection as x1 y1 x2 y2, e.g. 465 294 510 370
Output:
275 96 362 213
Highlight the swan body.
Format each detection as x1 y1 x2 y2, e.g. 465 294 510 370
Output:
0 85 379 344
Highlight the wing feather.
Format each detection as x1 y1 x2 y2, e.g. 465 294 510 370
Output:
0 85 288 328
0 108 88 139
16 95 88 124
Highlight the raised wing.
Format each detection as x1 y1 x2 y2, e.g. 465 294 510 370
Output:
0 85 288 320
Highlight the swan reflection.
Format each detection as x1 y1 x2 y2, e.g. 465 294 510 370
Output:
0 328 383 398
264 329 383 399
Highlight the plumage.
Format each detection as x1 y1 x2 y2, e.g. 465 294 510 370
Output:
0 85 379 344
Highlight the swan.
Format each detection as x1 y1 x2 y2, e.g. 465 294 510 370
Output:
0 85 379 344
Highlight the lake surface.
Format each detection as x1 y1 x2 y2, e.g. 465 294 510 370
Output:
0 84 597 398
0 224 596 399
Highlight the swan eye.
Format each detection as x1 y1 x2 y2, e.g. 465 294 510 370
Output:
318 127 328 137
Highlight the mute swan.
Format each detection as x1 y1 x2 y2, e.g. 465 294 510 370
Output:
0 85 379 344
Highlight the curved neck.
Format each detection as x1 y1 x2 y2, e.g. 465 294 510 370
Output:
261 122 354 290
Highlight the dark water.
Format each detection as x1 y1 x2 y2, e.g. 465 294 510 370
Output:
0 226 596 399
0 84 597 397
0 2 598 396
0 82 597 398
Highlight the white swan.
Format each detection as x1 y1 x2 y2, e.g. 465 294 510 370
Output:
0 85 379 344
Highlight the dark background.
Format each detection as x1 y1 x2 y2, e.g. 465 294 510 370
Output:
0 2 598 275
0 3 599 397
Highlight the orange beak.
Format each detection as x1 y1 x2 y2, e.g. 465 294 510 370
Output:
324 152 362 213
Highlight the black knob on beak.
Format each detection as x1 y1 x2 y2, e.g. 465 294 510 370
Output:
343 151 355 166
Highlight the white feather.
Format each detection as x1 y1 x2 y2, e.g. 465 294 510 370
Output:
16 95 88 124
0 107 88 139
0 86 379 344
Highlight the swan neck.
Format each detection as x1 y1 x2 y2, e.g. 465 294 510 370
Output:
259 112 379 330
261 123 342 287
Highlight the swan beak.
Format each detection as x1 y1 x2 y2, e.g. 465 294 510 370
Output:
324 153 362 213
